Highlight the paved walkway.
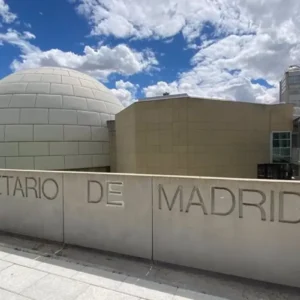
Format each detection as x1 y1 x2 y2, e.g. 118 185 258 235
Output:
0 233 298 300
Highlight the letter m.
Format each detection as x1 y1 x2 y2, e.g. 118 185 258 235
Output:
158 184 183 211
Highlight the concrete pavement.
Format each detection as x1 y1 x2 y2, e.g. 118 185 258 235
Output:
0 232 298 300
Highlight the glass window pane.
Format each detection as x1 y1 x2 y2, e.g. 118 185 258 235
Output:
283 148 291 156
273 139 279 147
273 132 279 139
279 132 288 139
282 140 289 147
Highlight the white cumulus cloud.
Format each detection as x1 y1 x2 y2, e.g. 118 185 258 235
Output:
0 0 17 24
111 80 139 106
0 29 158 80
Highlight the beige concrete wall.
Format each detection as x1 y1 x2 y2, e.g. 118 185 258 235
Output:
115 105 137 173
107 120 117 172
0 169 300 288
115 98 293 178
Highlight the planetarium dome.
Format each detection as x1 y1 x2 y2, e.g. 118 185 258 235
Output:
0 67 124 170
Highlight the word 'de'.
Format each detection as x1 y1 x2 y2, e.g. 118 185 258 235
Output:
87 180 124 207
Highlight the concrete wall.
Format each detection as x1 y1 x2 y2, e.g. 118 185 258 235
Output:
1 169 300 288
115 98 293 178
107 120 116 172
115 105 137 173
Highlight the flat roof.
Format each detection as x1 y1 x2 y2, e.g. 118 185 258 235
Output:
137 94 288 107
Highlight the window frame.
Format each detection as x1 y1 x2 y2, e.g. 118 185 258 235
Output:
270 131 292 163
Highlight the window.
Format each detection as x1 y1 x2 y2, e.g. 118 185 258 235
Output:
271 132 291 163
289 75 300 85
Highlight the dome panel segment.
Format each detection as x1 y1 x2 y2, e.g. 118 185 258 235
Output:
0 67 124 170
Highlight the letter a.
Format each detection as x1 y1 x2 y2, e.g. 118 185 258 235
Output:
185 186 208 214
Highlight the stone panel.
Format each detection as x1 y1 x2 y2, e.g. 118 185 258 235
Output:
91 127 109 141
79 142 102 155
1 74 24 83
0 95 12 107
49 142 78 155
10 94 36 108
50 84 73 96
62 76 81 86
0 126 5 141
99 113 110 127
21 74 42 82
92 154 109 167
73 86 94 99
0 109 20 124
63 96 87 110
34 125 63 141
35 156 65 170
5 125 33 141
77 111 100 126
26 83 50 94
86 99 107 113
49 109 77 125
64 125 91 141
0 143 18 157
41 74 62 83
36 95 62 108
20 108 49 124
0 83 28 94
6 157 34 169
0 170 63 241
79 79 96 89
65 155 92 169
19 142 49 156
153 176 300 288
63 173 152 258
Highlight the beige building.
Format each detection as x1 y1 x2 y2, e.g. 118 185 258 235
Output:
110 95 293 178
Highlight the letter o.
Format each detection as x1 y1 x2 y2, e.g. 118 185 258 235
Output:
42 178 59 200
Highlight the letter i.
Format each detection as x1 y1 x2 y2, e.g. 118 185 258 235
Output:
270 190 275 222
38 178 42 198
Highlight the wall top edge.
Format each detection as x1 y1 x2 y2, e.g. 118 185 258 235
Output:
0 168 299 184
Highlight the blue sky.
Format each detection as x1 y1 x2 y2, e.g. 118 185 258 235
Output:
0 0 299 105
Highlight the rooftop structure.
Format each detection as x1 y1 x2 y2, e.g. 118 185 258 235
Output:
280 65 300 107
112 95 293 178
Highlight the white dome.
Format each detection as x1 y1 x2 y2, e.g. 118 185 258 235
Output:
0 67 124 170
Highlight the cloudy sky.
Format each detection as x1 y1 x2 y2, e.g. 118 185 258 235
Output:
0 0 299 106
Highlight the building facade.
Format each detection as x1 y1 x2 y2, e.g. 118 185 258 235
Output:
113 96 293 178
280 65 300 107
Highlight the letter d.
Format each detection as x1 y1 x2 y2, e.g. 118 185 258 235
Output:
87 180 103 203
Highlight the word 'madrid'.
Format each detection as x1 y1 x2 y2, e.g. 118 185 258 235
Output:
0 175 59 200
158 184 300 224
